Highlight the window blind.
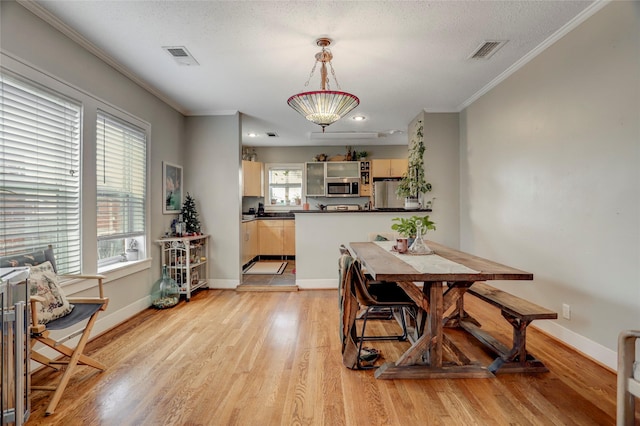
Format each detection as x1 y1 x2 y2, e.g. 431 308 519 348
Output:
267 165 303 206
0 73 81 273
96 111 146 255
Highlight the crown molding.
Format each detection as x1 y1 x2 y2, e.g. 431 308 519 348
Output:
16 0 188 115
457 0 611 112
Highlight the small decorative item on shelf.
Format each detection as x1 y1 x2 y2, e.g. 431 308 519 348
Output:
152 264 179 309
180 193 201 235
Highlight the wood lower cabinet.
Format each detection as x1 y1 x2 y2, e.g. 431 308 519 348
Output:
241 220 259 266
258 219 295 257
283 220 295 256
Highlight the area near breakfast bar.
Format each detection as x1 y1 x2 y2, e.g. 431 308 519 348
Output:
294 210 447 289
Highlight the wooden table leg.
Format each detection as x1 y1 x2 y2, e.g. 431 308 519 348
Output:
375 280 494 379
427 281 443 367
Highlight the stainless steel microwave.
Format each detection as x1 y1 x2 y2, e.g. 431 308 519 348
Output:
326 178 360 197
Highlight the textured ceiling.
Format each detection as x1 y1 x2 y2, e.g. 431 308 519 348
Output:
26 0 598 146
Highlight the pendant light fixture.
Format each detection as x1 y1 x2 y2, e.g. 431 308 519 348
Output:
287 38 359 132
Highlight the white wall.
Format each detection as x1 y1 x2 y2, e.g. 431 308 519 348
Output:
185 115 242 288
416 112 461 249
460 1 639 368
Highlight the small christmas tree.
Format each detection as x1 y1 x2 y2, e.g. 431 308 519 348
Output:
181 192 201 235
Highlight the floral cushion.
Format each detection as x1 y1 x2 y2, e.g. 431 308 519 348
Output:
29 261 73 324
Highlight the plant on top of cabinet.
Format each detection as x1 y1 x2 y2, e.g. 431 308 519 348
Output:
396 120 432 209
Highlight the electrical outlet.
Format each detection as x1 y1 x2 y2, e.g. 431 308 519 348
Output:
562 303 571 320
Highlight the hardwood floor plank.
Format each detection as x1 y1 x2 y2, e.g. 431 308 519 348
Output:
27 289 627 425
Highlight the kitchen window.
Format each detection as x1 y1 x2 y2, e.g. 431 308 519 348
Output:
265 163 303 209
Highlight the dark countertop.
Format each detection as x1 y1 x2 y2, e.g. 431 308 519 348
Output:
294 209 432 214
241 212 295 222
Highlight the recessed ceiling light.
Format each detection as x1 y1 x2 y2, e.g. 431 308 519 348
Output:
352 115 366 121
247 133 258 137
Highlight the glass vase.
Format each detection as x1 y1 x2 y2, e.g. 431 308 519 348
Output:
408 225 434 255
152 264 180 309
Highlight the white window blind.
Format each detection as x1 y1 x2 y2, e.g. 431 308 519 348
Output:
0 73 81 273
96 111 146 263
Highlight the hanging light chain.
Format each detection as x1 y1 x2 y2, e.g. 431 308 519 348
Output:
301 44 342 91
303 59 318 89
328 60 342 91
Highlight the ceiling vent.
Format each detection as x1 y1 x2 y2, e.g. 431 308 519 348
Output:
469 40 507 60
266 132 279 137
162 46 199 66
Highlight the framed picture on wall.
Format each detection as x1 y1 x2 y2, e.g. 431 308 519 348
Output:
163 161 183 214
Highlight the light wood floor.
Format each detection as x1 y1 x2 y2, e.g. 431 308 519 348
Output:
27 289 626 425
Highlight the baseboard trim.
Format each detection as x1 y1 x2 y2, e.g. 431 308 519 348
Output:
209 278 239 289
296 278 337 290
533 320 617 371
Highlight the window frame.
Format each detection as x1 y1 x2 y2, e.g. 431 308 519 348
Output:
1 55 151 277
96 110 148 269
264 163 304 211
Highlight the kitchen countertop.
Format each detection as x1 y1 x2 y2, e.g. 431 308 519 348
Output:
241 213 295 222
242 209 432 222
294 209 432 214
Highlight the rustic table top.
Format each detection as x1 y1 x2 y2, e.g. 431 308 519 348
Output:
349 241 533 282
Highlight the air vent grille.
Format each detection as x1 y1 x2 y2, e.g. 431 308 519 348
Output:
470 41 506 60
162 46 199 66
266 132 279 137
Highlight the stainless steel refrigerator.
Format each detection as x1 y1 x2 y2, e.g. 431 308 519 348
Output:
373 180 404 209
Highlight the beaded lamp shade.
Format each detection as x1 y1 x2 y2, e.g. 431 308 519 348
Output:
287 38 359 132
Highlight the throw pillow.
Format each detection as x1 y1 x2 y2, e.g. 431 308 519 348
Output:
29 261 73 324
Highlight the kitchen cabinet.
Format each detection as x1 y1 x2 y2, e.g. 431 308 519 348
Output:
305 162 325 196
283 220 296 256
371 158 408 178
258 220 295 256
359 161 371 196
242 160 263 197
157 235 209 301
326 161 360 178
241 220 259 266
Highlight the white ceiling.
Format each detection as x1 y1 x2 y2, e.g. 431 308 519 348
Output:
26 0 598 147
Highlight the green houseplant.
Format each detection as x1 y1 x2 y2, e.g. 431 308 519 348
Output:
391 215 436 238
396 120 432 209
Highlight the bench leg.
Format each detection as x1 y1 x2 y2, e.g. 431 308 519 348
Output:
443 283 481 328
488 312 549 374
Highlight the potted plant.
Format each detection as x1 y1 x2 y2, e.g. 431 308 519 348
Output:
396 120 432 209
126 239 139 261
391 215 436 238
391 215 436 254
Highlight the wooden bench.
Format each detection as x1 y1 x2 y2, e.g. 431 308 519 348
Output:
459 281 557 374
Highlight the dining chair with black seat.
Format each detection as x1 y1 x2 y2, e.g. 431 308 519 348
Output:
338 247 417 369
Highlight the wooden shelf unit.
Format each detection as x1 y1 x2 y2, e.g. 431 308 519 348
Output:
156 235 209 301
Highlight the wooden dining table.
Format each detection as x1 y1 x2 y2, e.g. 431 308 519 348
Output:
348 240 533 379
